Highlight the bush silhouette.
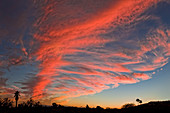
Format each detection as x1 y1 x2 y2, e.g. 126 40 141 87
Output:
86 104 90 109
52 103 58 108
18 99 41 108
34 101 41 107
0 98 13 108
96 105 103 110
26 98 34 107
122 103 136 109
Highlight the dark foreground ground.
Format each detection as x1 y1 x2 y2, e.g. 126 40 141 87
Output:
1 101 170 113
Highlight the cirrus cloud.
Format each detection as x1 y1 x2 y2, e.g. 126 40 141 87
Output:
0 0 169 105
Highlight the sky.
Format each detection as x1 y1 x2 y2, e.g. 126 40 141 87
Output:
0 0 170 108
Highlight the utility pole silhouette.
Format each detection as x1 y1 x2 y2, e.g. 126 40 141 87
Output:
14 91 20 108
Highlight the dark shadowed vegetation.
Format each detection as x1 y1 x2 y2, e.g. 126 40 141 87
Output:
121 103 135 109
0 97 170 113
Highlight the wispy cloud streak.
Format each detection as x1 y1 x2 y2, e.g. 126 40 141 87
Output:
0 0 169 105
29 0 170 104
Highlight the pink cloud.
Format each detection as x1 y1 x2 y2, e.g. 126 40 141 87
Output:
30 0 167 104
152 56 169 64
113 75 139 84
1 0 168 105
132 73 151 80
166 43 170 56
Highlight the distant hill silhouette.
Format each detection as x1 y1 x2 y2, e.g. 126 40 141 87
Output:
120 100 170 113
0 99 170 113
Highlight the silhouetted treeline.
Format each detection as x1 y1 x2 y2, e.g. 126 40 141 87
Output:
0 98 170 113
0 98 42 108
0 98 13 108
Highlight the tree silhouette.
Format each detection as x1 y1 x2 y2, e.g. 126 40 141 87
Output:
52 103 58 108
0 98 13 108
0 98 3 107
27 98 34 107
34 101 41 107
14 91 20 107
136 98 142 105
96 106 103 110
86 104 90 109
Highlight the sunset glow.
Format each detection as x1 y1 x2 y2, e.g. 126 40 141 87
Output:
0 0 170 108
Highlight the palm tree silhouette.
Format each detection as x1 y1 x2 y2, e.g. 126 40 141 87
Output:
14 91 20 107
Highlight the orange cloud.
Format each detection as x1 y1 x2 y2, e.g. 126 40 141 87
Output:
2 0 169 105
8 0 167 105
